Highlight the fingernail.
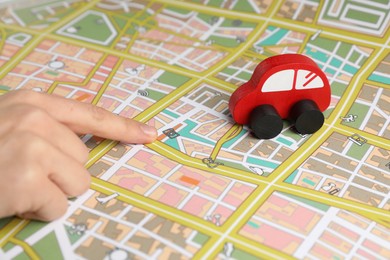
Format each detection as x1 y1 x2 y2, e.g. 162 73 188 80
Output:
140 124 157 138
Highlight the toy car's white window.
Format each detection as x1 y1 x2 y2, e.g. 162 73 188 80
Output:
261 69 294 92
295 69 324 90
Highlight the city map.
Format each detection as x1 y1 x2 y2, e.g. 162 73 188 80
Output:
0 0 389 259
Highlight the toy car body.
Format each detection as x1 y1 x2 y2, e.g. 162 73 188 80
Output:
229 54 331 139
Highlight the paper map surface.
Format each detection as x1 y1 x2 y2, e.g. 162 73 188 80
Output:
0 0 389 259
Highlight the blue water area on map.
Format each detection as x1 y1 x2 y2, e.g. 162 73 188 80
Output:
163 109 180 119
259 28 289 46
0 85 10 91
302 178 316 186
182 120 215 145
305 49 329 64
343 64 358 75
325 67 337 75
247 156 279 169
247 221 260 228
284 170 298 183
164 119 216 150
276 136 293 146
165 138 180 150
330 58 342 68
268 25 277 31
369 73 390 84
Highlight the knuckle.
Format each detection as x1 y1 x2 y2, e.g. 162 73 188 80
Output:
38 198 68 222
74 172 91 196
19 133 47 155
51 200 69 221
9 175 39 215
11 106 50 132
12 199 30 217
6 89 42 104
67 99 77 113
11 135 49 173
3 132 46 160
21 107 49 125
89 105 107 122
80 146 90 163
70 140 89 164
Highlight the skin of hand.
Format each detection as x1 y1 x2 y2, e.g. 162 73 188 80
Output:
0 90 157 221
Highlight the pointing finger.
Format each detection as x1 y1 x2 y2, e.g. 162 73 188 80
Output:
1 90 157 144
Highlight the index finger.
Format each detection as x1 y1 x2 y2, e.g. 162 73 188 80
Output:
3 90 157 144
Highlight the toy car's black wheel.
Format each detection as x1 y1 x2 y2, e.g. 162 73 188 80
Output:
249 105 283 139
289 99 324 135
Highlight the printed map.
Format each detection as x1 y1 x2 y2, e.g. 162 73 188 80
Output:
0 0 389 259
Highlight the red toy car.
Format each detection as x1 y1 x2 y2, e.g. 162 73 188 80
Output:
229 54 331 139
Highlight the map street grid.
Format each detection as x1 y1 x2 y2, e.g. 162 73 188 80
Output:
0 0 389 259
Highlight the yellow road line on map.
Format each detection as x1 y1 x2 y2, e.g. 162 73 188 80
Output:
90 177 221 234
298 34 311 54
9 238 39 259
276 183 390 220
375 218 390 229
313 1 324 25
251 34 388 223
221 183 274 235
196 28 265 79
0 35 41 79
91 177 289 259
106 1 152 50
133 78 202 122
156 0 389 48
218 185 329 258
84 3 335 257
156 0 254 20
0 23 37 35
0 219 28 247
9 1 386 256
1 1 388 259
107 14 123 37
242 49 268 61
333 124 390 150
195 235 289 260
204 76 236 92
124 30 138 53
328 48 389 125
108 11 137 50
44 0 100 34
47 53 108 94
210 124 242 161
0 27 6 55
86 139 117 168
92 57 123 105
366 79 390 90
0 0 99 80
106 1 164 51
274 18 386 47
192 237 223 260
381 218 390 227
264 124 388 221
46 33 204 78
86 79 205 170
147 141 264 184
192 1 290 257
269 127 333 183
228 235 294 260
